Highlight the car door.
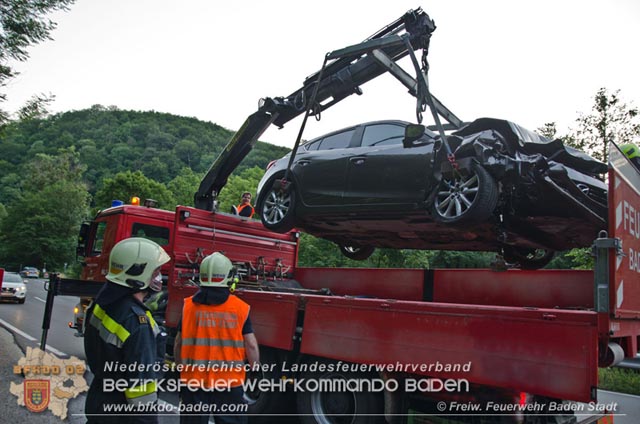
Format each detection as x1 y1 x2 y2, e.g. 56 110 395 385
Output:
345 122 433 207
293 128 356 207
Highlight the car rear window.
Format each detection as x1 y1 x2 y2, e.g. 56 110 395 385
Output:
3 273 23 283
361 124 405 147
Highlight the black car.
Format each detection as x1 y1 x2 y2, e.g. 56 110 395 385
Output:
256 118 608 268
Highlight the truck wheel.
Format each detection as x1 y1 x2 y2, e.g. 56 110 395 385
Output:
339 244 375 261
296 361 384 424
432 162 498 224
258 178 296 233
502 246 555 270
246 348 294 422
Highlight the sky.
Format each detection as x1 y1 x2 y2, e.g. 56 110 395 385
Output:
3 0 640 147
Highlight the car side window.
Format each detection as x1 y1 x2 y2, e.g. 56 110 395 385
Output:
304 140 321 151
317 129 355 150
361 124 405 147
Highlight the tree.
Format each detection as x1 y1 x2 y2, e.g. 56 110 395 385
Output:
94 170 175 211
17 92 56 120
537 122 558 139
0 149 89 270
217 167 264 214
0 0 75 123
575 88 640 162
167 167 202 207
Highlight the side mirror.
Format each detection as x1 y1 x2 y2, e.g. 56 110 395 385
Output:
403 124 426 148
76 222 91 259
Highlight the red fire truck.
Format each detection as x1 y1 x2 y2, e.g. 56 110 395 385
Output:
39 8 639 423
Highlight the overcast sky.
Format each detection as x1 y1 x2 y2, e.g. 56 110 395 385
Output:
3 0 639 147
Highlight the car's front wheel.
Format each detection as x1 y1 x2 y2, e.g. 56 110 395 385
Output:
502 246 555 270
339 244 375 261
258 180 296 233
432 162 498 224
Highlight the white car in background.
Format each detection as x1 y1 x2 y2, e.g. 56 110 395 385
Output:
1 272 27 304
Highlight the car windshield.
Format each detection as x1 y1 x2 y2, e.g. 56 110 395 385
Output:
3 273 23 283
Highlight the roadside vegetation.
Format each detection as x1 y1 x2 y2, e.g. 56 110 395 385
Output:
598 367 640 396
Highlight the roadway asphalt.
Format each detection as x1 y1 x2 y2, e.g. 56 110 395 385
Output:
0 278 184 423
1 279 638 423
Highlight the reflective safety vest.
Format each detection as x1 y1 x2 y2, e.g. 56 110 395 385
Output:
236 203 255 218
180 295 249 388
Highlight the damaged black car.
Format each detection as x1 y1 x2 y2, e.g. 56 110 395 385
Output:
256 118 608 269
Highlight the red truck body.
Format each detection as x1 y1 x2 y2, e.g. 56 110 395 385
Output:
72 147 640 410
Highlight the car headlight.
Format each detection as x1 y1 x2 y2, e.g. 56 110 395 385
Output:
16 285 26 293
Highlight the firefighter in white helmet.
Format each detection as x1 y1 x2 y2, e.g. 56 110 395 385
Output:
84 237 170 424
174 252 260 424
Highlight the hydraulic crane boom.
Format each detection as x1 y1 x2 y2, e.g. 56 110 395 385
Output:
194 7 463 211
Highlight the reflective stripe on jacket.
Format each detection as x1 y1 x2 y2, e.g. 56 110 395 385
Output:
180 295 249 388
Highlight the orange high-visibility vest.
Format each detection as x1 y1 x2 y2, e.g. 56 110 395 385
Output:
180 295 250 388
236 203 255 218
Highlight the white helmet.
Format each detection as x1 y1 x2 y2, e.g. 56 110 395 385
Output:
106 238 170 291
199 252 235 287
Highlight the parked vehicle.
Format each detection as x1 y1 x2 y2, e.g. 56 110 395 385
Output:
256 118 608 266
1 272 27 303
20 266 39 278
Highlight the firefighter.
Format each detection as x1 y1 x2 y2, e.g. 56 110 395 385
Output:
236 191 255 218
620 143 640 171
174 252 260 424
84 237 170 424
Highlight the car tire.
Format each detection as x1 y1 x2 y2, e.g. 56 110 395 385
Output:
258 178 296 233
339 244 375 261
296 360 384 424
432 162 498 224
503 246 555 270
18 298 25 304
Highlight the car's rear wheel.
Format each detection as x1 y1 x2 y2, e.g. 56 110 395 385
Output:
503 246 555 270
258 179 296 233
432 162 498 224
339 244 375 261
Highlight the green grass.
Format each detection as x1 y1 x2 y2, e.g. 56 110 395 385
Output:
598 367 640 395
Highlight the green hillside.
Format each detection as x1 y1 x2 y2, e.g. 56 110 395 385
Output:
0 106 289 270
0 105 289 198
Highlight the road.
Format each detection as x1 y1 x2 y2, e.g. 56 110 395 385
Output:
0 278 85 359
0 278 186 423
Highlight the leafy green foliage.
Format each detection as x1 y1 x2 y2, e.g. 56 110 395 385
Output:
167 167 203 207
94 170 175 211
0 106 290 271
217 167 265 214
574 88 640 162
0 150 89 270
598 367 640 396
0 0 75 123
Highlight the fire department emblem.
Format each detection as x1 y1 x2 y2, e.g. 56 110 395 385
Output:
24 380 50 413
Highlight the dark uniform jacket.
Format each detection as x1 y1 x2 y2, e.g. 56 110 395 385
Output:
84 283 165 424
